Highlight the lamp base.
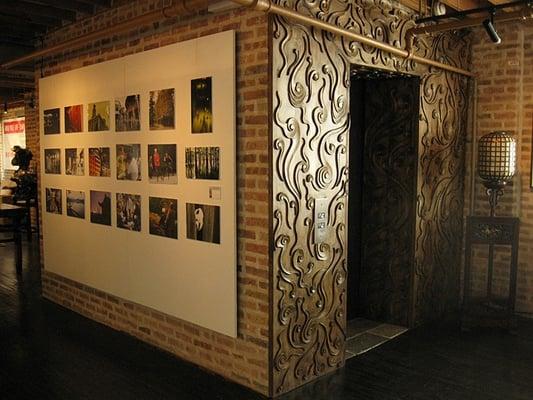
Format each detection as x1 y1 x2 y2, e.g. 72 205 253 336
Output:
483 181 506 217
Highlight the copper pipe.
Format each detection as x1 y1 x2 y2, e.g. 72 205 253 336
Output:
0 2 191 70
230 0 474 77
406 6 533 54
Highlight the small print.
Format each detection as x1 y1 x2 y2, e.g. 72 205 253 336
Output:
88 147 111 177
116 144 141 181
65 104 83 133
185 146 220 180
88 101 110 132
191 77 212 133
45 188 62 214
44 149 61 174
186 203 220 244
90 190 112 226
66 190 85 219
116 193 141 232
149 197 178 239
149 88 175 130
44 108 60 134
65 148 85 176
115 94 140 132
148 144 177 184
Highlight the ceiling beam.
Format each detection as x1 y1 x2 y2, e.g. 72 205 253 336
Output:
76 0 111 7
0 78 35 89
21 0 95 14
0 0 76 23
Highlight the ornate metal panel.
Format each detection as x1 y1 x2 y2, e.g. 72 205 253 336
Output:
271 0 470 395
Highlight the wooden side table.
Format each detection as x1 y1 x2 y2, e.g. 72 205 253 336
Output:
462 216 519 331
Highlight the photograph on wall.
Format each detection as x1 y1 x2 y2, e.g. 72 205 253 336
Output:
44 148 61 174
186 203 220 244
66 190 85 219
90 190 112 226
149 88 175 130
88 101 110 132
185 146 220 180
115 94 140 131
45 188 62 214
116 144 141 181
89 147 111 177
65 104 83 133
148 144 177 184
116 192 141 232
65 148 85 176
44 108 60 134
149 197 178 239
191 77 212 133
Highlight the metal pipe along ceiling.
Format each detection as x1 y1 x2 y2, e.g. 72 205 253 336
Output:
230 0 475 77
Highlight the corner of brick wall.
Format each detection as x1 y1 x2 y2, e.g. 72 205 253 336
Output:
29 0 270 395
468 22 533 314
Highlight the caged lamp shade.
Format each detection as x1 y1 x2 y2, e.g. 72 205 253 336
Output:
477 131 516 216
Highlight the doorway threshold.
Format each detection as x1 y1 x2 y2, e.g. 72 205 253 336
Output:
345 318 408 360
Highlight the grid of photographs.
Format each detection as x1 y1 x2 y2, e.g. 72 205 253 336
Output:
42 76 223 244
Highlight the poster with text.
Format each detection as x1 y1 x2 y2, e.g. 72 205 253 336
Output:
2 117 26 171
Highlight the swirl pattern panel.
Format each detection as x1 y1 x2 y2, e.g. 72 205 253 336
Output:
271 0 470 395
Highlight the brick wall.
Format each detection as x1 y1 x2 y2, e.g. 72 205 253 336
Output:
469 21 533 314
26 0 270 394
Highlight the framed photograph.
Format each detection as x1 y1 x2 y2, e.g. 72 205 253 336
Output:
148 144 177 184
191 77 212 133
116 193 141 231
149 197 178 239
64 104 83 133
44 108 60 134
90 190 112 226
88 147 111 177
65 148 85 176
88 101 110 132
45 188 62 214
186 203 220 244
66 190 85 219
149 88 175 130
115 94 140 132
185 146 220 180
116 144 141 181
44 148 61 174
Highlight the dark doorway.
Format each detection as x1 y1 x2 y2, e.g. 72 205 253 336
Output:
347 68 420 329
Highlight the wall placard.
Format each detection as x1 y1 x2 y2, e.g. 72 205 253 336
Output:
39 30 237 337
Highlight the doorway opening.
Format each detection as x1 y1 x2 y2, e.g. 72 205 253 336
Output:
346 66 420 358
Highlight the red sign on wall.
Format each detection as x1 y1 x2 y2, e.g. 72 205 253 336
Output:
3 119 25 134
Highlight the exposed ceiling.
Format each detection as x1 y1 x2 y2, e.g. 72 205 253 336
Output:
0 0 517 107
0 0 112 105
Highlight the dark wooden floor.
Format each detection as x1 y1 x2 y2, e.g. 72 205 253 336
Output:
1 240 533 400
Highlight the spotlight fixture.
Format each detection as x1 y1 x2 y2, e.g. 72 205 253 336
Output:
3 101 7 114
483 11 501 44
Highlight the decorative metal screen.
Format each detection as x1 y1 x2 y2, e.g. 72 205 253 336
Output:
478 131 516 183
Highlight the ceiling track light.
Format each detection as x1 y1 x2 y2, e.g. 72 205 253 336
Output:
483 10 501 44
3 101 8 115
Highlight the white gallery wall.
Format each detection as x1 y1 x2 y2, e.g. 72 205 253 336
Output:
39 31 237 337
